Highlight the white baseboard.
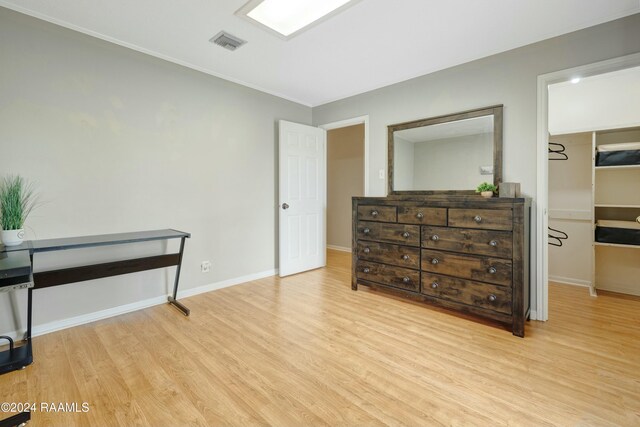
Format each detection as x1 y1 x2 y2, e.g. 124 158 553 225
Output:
177 269 278 299
327 245 351 253
548 275 592 288
1 269 278 340
595 281 640 297
33 294 168 337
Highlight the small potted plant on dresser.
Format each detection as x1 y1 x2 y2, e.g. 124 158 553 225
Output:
0 175 37 247
476 182 497 198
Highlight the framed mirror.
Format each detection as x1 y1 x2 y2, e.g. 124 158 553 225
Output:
388 105 503 194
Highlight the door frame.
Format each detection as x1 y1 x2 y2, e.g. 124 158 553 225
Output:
535 52 640 321
319 115 370 197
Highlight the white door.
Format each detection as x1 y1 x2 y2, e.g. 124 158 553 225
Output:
279 120 326 277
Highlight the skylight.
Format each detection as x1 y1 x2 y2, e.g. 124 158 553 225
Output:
237 0 358 39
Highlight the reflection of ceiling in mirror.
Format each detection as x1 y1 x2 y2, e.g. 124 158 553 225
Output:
396 115 493 143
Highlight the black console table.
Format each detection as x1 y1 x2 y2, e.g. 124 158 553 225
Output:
0 229 191 376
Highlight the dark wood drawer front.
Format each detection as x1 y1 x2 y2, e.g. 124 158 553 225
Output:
421 273 512 315
357 205 397 223
448 208 512 231
421 249 512 287
357 261 420 292
422 226 512 259
357 242 420 269
357 221 420 246
397 207 447 226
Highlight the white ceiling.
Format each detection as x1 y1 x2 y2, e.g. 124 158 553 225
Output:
2 0 639 107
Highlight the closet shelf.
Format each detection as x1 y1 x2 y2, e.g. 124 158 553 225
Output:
594 242 640 249
594 204 640 208
595 164 640 170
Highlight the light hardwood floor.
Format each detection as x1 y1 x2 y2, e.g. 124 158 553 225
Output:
1 250 639 426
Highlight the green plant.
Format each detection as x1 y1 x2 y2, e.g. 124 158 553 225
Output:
476 182 497 193
0 175 37 230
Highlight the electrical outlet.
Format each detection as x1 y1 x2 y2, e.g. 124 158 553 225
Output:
201 261 211 273
379 169 385 179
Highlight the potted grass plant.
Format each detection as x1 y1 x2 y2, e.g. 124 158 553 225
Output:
476 182 497 198
0 175 37 246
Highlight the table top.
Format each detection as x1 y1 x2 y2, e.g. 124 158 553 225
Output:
0 250 32 281
1 229 190 254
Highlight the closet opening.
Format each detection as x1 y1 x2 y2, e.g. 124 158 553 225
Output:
326 123 365 253
543 62 640 318
318 115 369 258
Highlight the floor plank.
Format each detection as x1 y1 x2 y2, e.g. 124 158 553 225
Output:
1 249 638 426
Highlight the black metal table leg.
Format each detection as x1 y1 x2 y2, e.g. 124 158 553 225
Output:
167 237 190 316
0 410 30 427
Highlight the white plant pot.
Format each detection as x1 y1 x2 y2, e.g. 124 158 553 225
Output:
1 229 25 246
481 191 494 198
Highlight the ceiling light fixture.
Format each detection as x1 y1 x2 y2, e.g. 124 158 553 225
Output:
236 0 360 39
571 77 581 84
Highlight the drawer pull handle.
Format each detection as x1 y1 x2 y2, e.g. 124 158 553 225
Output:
402 277 411 284
363 228 370 234
431 235 439 241
431 258 439 265
488 266 497 274
431 282 439 289
363 247 371 254
489 240 498 247
371 210 379 217
402 232 410 238
363 267 370 274
488 294 497 302
474 215 482 223
402 254 410 261
416 212 424 219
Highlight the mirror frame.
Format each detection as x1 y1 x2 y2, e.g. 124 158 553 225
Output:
388 104 503 195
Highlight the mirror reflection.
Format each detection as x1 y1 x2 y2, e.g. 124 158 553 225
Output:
393 115 494 191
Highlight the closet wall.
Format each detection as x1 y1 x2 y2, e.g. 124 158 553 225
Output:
548 133 592 287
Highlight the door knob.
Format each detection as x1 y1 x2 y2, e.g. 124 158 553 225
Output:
282 203 289 210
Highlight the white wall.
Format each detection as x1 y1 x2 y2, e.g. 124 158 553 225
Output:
0 8 311 334
312 13 640 315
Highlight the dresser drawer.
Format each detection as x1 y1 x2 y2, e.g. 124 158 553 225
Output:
357 261 420 292
422 226 512 258
448 208 512 231
357 221 420 246
421 273 512 315
397 207 447 226
357 205 397 222
357 241 420 269
421 249 512 287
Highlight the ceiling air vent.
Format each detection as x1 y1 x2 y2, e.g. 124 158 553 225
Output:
210 31 247 51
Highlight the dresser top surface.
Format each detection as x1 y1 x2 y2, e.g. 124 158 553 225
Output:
353 195 529 207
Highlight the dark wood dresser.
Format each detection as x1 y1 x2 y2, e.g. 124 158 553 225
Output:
352 195 530 337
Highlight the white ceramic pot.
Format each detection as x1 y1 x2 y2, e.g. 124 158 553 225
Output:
481 191 493 198
1 229 25 246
